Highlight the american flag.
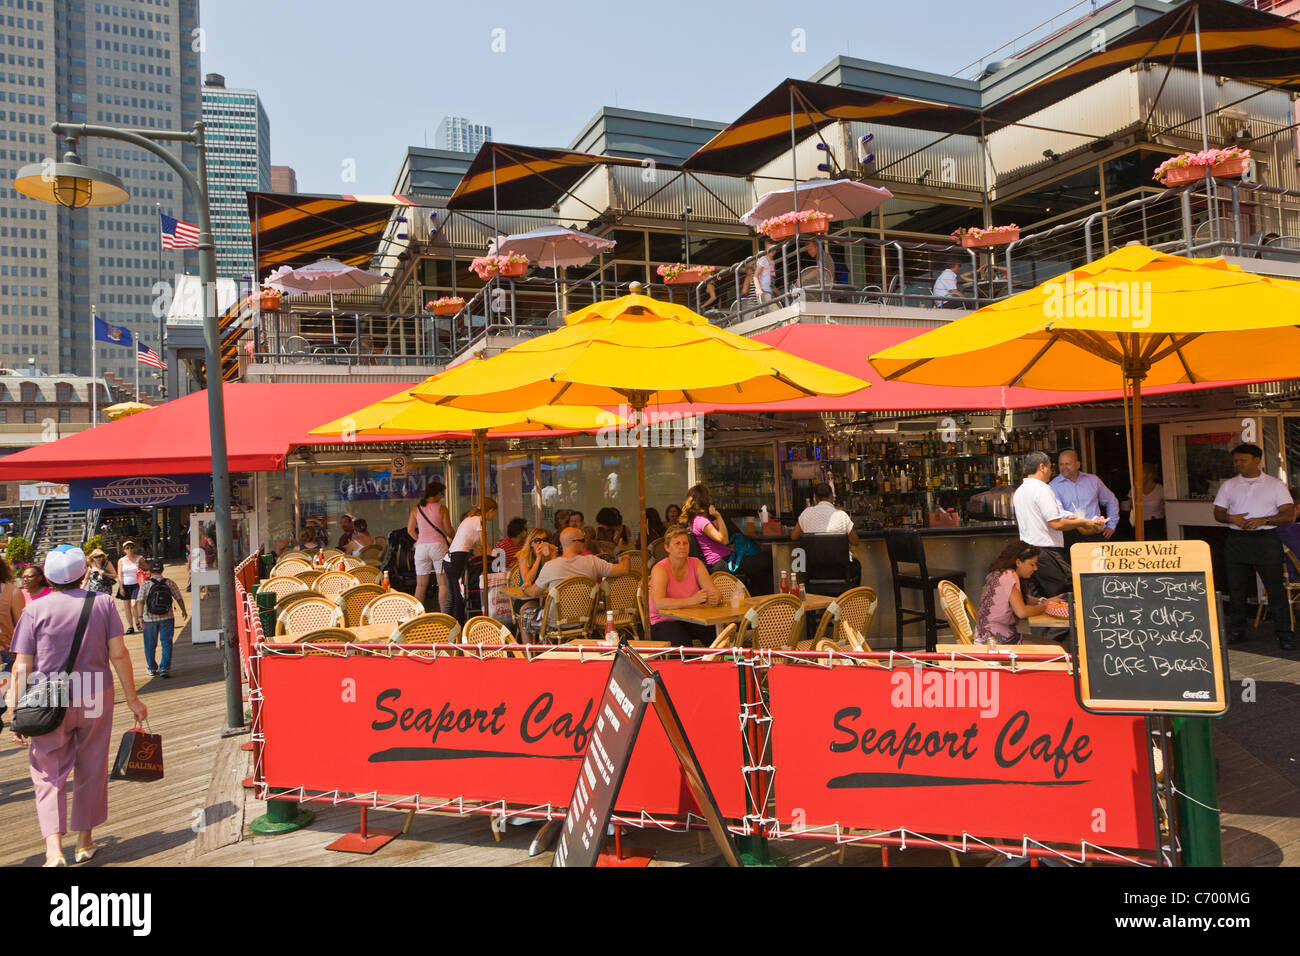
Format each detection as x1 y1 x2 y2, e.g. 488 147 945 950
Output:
160 212 199 249
137 342 165 370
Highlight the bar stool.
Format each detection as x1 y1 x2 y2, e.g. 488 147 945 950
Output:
884 529 966 652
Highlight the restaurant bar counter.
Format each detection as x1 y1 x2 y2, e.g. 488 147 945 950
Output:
764 522 1019 647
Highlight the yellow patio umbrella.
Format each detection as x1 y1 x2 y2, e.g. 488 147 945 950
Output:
407 282 870 577
104 401 151 420
312 391 625 611
869 245 1300 536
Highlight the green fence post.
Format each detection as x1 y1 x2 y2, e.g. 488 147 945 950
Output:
1170 717 1222 867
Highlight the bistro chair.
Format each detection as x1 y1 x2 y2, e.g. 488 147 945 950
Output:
807 586 878 652
260 576 308 601
936 581 977 646
1253 545 1300 629
337 584 387 627
622 550 646 577
710 570 748 607
313 570 357 601
797 533 860 597
358 542 387 566
291 627 355 657
735 594 805 652
460 615 521 659
276 590 327 616
277 550 312 564
275 595 339 637
349 564 383 586
648 537 668 564
884 528 966 652
598 574 642 640
360 592 424 627
536 576 600 645
295 569 324 587
710 623 739 650
320 547 345 561
390 613 461 657
273 558 311 577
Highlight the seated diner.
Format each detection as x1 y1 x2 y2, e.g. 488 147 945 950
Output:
648 526 720 646
975 540 1053 645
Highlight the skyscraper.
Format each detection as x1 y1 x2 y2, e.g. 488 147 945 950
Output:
435 116 491 154
270 164 297 193
202 73 270 283
0 0 200 397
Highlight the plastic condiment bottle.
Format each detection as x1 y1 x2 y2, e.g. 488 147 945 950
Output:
604 610 617 645
780 571 790 594
381 570 390 590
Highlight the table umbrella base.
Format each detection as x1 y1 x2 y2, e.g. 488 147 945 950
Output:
249 796 315 835
325 807 401 854
735 834 788 867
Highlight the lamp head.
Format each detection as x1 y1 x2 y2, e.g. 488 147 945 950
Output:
13 140 129 209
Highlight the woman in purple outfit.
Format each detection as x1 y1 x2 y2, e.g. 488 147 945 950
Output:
5 546 147 866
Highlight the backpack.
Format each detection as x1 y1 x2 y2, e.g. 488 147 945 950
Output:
726 532 760 574
145 578 174 617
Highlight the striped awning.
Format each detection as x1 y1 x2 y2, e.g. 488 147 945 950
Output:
682 78 982 176
247 191 417 277
984 0 1300 126
445 142 664 211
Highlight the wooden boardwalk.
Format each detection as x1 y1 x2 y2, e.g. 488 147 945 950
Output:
0 564 1295 867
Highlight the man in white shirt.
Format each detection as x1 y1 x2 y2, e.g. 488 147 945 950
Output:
749 244 776 305
792 483 861 583
931 257 969 309
1213 443 1295 650
1013 451 1106 603
525 528 631 631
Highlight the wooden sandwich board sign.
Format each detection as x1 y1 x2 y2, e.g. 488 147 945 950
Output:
552 644 742 867
1069 540 1229 717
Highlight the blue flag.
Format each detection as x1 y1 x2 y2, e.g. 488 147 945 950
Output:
93 317 134 348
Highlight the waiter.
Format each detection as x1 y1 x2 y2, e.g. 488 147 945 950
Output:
1050 449 1119 549
1213 443 1295 651
1013 451 1106 632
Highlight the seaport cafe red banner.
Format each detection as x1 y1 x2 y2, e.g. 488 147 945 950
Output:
257 654 748 818
768 664 1157 852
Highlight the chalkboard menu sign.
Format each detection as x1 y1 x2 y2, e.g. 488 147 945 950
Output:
552 645 740 867
1070 540 1228 716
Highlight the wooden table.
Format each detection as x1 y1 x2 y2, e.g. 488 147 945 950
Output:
1023 612 1070 630
535 639 670 661
661 592 834 637
500 585 531 601
281 623 394 644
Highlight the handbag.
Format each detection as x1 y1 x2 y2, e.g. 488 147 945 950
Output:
12 594 97 738
110 720 164 781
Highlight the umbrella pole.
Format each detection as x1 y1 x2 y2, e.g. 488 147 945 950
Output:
1132 373 1145 541
554 248 561 317
478 428 489 615
330 289 337 345
637 404 648 636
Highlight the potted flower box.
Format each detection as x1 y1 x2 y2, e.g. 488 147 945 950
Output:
259 291 282 311
469 254 530 281
1155 148 1251 187
427 297 465 316
951 225 1020 248
761 211 832 241
497 260 528 278
657 263 716 285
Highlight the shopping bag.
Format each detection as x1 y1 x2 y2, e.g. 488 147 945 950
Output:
110 723 164 782
486 571 512 623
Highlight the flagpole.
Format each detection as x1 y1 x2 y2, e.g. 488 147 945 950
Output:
134 344 140 401
90 305 98 426
157 202 166 402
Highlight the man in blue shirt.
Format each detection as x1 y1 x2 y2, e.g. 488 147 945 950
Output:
1050 449 1119 548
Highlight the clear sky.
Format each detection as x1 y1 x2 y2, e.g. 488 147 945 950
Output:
198 0 1110 195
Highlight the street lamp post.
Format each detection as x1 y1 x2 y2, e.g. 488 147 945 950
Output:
15 122 244 735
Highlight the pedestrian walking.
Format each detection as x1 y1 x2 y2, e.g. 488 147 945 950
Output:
5 546 147 867
137 558 187 678
116 540 142 634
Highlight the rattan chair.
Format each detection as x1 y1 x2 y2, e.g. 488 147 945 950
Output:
710 570 748 607
623 550 645 577
320 547 345 562
336 584 387 627
710 622 739 650
291 627 355 656
936 580 976 645
273 558 311 577
805 586 877 651
360 591 424 627
358 542 387 567
277 550 312 564
460 615 520 659
599 574 642 639
1254 545 1300 629
349 564 383 585
735 594 805 651
313 570 358 601
260 576 308 601
295 569 324 587
390 613 461 657
537 576 601 645
276 595 340 637
648 537 667 564
277 590 327 615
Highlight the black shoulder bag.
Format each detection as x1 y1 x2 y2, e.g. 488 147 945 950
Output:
13 593 97 738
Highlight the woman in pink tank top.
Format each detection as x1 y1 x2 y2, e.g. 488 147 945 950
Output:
649 526 720 646
406 480 453 613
